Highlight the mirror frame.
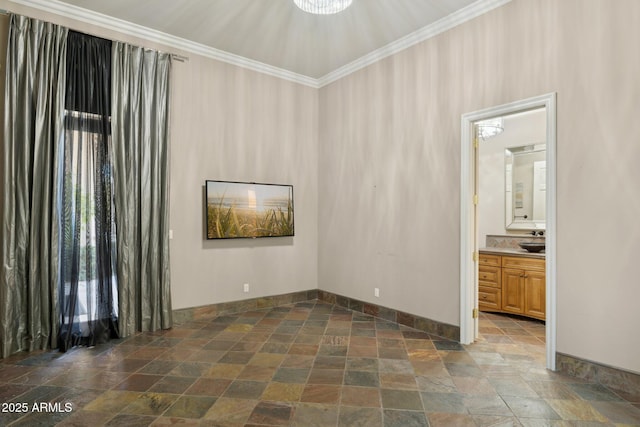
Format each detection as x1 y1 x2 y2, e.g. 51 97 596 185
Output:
505 143 546 231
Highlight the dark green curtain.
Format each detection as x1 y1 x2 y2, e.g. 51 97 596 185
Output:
111 42 172 336
1 15 67 357
58 31 119 351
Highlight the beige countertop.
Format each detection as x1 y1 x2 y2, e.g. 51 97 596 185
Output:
479 247 545 259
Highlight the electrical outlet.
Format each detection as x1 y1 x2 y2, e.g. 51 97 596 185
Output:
374 288 380 297
243 283 250 293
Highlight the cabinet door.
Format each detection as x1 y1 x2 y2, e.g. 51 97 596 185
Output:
502 268 524 314
479 286 501 311
524 270 546 320
479 265 501 289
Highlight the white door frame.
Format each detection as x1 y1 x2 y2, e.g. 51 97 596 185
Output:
459 93 557 370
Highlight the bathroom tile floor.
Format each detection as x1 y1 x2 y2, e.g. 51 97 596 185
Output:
1 301 639 426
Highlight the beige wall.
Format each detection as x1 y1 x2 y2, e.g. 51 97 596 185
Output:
319 0 640 374
168 57 318 309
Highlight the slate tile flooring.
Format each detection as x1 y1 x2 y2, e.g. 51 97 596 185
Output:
1 302 639 426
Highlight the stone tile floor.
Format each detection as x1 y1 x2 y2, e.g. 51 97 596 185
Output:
0 301 639 426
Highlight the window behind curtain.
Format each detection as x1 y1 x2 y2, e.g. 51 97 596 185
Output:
58 31 118 351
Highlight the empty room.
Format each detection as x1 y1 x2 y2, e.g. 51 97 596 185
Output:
1 0 639 425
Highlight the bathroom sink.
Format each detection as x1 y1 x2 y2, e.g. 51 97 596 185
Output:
518 242 545 253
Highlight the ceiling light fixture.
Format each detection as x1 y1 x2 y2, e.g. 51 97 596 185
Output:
294 0 353 15
476 117 504 140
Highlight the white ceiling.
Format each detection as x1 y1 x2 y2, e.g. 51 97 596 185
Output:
11 0 510 86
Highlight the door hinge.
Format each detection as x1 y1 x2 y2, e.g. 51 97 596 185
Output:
472 251 478 262
473 308 479 319
473 137 479 149
473 194 479 205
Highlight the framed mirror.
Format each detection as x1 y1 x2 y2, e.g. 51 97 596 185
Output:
505 143 546 230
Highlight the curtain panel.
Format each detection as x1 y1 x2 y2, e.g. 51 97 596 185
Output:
111 42 172 336
58 31 119 351
1 14 173 357
1 15 68 357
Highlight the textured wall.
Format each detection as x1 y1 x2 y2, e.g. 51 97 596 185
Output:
319 0 640 373
168 56 319 309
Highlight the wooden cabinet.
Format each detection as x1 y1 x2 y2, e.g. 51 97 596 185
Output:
502 267 525 314
478 254 501 312
479 253 545 321
523 270 546 320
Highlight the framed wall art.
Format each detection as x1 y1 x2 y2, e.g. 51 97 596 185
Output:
205 180 294 239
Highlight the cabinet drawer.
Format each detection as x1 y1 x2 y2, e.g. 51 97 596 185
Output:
502 256 545 271
479 265 501 288
479 253 500 267
479 286 501 310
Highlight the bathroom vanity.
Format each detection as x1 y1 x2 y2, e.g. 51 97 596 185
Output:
479 248 545 321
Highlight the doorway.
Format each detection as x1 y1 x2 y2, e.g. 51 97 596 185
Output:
459 93 557 370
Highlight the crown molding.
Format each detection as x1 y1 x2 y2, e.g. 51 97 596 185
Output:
8 0 511 89
317 0 512 87
7 0 320 88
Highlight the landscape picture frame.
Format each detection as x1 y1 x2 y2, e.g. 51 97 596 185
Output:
205 180 294 239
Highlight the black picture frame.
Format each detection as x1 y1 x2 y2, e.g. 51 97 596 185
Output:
205 180 294 239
